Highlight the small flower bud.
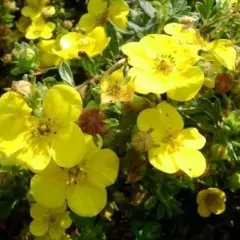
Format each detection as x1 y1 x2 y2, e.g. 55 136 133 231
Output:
63 20 73 30
4 0 18 12
228 172 240 190
210 143 228 160
11 80 32 96
1 53 12 64
132 131 153 152
178 16 197 25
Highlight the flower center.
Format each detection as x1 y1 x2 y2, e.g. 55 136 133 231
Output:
204 191 219 207
154 55 175 75
67 165 87 185
31 118 57 138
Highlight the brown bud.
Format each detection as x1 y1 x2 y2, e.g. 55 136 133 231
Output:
63 20 73 30
11 80 32 96
1 53 12 64
78 108 106 135
215 72 232 94
4 0 18 11
178 16 197 25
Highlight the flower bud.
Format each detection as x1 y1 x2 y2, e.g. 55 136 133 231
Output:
1 53 12 64
215 72 233 94
178 16 197 25
132 131 153 152
11 80 32 96
63 20 73 30
4 0 18 12
228 172 240 190
210 143 228 160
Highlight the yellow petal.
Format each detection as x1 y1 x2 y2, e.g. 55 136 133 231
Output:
87 0 107 15
41 22 56 39
21 6 41 18
198 204 211 217
88 27 110 56
86 149 119 187
30 203 49 219
108 0 129 29
30 219 49 237
0 91 32 115
177 128 206 150
128 68 173 94
50 122 86 168
42 84 82 123
30 163 67 208
66 181 107 217
140 34 179 57
207 39 237 70
49 202 67 215
196 190 207 204
174 147 206 178
149 144 180 174
0 114 27 156
58 212 72 229
17 139 51 172
121 42 154 69
156 101 184 134
84 134 100 160
77 13 98 33
167 67 204 101
49 227 65 239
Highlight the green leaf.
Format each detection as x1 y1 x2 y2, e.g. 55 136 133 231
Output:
80 53 97 76
59 61 75 86
104 118 119 128
144 196 158 210
106 21 120 57
156 203 165 220
139 0 156 18
0 200 17 221
43 77 57 87
196 2 206 18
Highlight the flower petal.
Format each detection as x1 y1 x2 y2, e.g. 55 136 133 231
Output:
207 39 236 70
50 123 86 168
30 203 49 219
30 219 49 237
198 204 211 217
128 68 173 94
86 149 119 187
87 0 107 15
17 139 51 172
58 212 72 229
77 13 98 33
167 67 204 101
67 181 107 217
42 84 82 123
49 227 65 240
0 91 32 115
121 42 154 69
30 162 67 208
148 144 180 174
0 114 27 156
174 147 206 178
177 128 206 150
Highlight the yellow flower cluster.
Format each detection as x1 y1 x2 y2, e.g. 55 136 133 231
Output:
122 24 236 100
38 27 110 67
0 85 119 238
17 0 56 40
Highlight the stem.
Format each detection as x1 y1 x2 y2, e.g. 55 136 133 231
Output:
200 12 238 33
104 58 127 75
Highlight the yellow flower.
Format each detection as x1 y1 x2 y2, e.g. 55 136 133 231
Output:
53 27 110 61
197 188 226 217
38 40 62 68
164 23 237 70
22 0 55 20
30 135 119 217
25 17 55 40
0 85 86 172
101 68 135 103
30 202 72 238
122 34 204 101
137 102 206 178
78 0 129 32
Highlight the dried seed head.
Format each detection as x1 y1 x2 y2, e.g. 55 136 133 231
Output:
11 80 32 96
78 108 106 135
